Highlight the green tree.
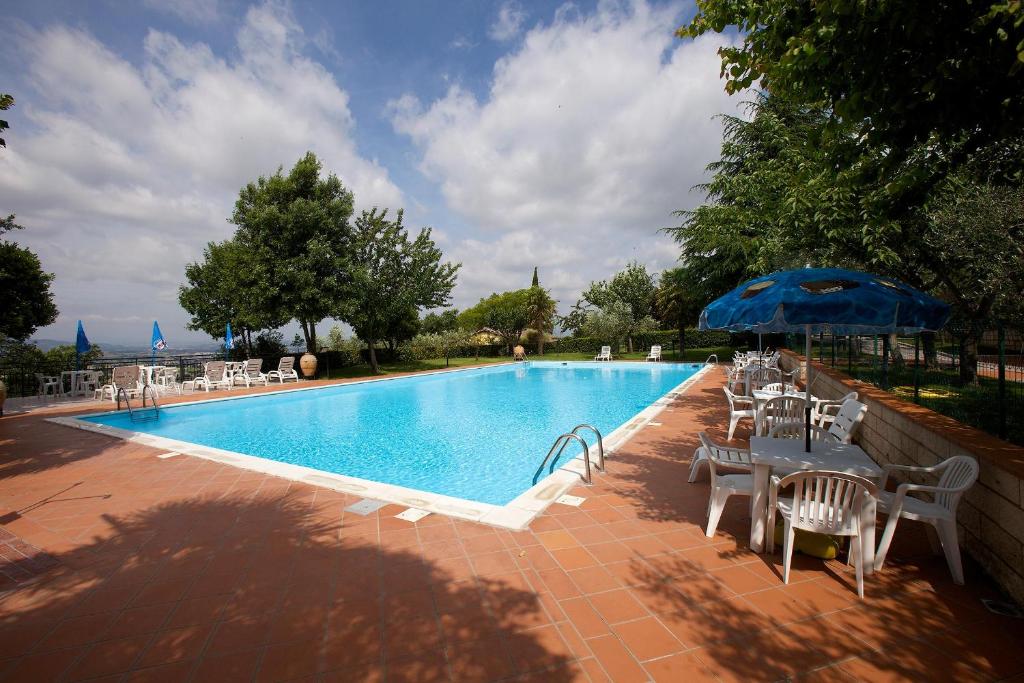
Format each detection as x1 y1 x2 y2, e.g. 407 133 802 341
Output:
0 93 13 148
581 262 657 352
344 208 459 374
654 267 704 357
231 152 355 352
526 286 557 355
531 266 539 287
420 309 460 334
680 0 1024 167
557 301 589 337
179 238 287 354
0 216 59 341
383 305 421 354
459 289 534 353
583 300 655 350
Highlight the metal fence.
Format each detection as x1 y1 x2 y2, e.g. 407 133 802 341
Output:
789 323 1024 446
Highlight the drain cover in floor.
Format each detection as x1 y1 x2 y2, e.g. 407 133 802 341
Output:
345 499 387 516
556 494 586 507
157 452 180 459
396 508 431 522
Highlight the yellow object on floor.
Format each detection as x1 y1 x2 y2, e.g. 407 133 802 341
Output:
774 521 840 560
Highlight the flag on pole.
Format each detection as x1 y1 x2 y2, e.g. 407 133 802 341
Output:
225 323 234 360
75 320 90 370
151 321 167 351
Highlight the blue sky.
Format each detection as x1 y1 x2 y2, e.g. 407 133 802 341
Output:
1 0 739 347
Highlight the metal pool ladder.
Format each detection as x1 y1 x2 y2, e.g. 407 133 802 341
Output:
116 385 160 422
533 424 605 485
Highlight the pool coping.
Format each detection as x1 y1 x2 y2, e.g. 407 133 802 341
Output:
47 361 713 531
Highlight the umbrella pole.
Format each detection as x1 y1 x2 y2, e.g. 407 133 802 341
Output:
805 324 812 453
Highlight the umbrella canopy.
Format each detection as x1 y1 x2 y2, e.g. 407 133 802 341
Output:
699 268 950 335
75 320 90 370
699 268 950 451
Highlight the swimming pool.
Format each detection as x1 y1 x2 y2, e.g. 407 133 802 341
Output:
67 361 705 522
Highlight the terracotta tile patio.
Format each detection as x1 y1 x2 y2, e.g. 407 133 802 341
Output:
0 369 1021 681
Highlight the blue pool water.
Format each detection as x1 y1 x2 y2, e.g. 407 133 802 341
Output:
81 361 701 505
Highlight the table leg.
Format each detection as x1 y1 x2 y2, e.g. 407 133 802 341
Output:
750 463 769 553
861 496 877 575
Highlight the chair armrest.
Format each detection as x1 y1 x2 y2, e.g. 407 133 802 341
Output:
880 462 940 489
731 396 754 406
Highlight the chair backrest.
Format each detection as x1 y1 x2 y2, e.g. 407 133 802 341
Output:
205 361 226 380
747 366 782 392
278 356 295 372
600 345 611 356
245 358 263 376
722 386 746 411
699 433 751 476
934 456 979 511
768 422 837 442
650 345 661 355
828 399 867 443
776 470 877 535
112 365 141 390
762 383 784 393
764 395 805 424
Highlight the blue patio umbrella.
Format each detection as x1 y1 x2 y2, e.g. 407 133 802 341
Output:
224 323 234 360
699 267 950 450
75 320 90 370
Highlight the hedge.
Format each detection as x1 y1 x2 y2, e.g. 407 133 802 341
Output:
544 329 735 354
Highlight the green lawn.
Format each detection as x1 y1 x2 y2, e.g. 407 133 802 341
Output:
324 346 738 381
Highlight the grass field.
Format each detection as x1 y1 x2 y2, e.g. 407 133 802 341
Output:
324 346 738 381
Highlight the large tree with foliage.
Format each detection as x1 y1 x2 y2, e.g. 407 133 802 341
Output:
0 216 58 341
579 262 657 352
459 289 535 353
525 270 557 355
653 267 705 356
179 238 287 354
343 208 459 373
230 152 355 352
420 309 460 334
681 1 1024 168
0 93 13 149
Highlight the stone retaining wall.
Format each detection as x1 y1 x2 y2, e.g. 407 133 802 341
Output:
779 350 1024 604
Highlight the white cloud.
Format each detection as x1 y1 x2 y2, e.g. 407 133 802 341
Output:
2 2 403 343
488 1 527 42
142 0 221 25
392 0 740 310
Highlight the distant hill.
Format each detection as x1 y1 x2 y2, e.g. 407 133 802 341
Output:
31 338 223 355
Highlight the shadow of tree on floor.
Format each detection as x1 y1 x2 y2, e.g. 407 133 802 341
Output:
0 490 576 681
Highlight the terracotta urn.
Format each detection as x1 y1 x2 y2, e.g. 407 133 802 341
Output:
299 353 318 378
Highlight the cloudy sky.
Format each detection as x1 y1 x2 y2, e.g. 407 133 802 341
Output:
1 0 740 347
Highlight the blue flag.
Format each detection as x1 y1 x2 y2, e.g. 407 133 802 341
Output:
151 321 166 351
75 320 90 355
225 323 234 349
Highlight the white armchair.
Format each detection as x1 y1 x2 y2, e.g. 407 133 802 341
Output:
723 387 755 440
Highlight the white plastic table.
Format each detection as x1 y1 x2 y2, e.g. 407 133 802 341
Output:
60 370 93 397
752 390 818 436
748 436 883 573
140 365 166 386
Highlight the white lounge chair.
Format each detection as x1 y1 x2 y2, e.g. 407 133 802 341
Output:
193 361 232 392
645 345 662 362
874 456 978 584
768 471 878 598
234 359 268 388
97 366 143 403
594 346 613 362
267 356 299 383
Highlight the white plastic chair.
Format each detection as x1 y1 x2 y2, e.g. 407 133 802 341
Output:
194 361 232 392
645 345 662 362
594 346 613 362
233 359 268 388
768 422 838 443
699 433 753 537
761 382 785 393
267 356 299 383
761 395 805 436
747 366 782 394
825 399 867 444
723 387 755 440
873 455 979 584
768 471 878 598
815 391 859 428
35 374 60 402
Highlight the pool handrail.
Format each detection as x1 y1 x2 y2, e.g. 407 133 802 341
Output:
571 424 605 472
534 433 593 485
705 354 719 365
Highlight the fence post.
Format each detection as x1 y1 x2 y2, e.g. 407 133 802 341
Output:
818 332 824 363
848 336 853 376
998 323 1007 440
831 334 836 368
913 335 921 403
881 336 890 390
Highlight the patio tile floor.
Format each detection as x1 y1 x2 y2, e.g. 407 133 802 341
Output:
0 368 1020 681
